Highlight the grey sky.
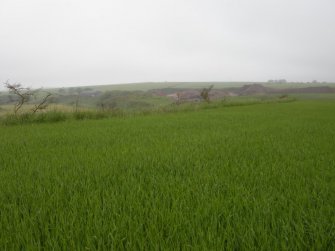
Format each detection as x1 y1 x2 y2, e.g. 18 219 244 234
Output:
0 0 334 88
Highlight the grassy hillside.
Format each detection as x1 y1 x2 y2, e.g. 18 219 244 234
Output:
0 100 335 250
68 82 249 91
63 81 335 91
1 82 334 114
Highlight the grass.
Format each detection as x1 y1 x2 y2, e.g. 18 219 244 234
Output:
0 110 122 125
290 93 335 100
0 104 83 116
0 100 335 250
0 97 296 126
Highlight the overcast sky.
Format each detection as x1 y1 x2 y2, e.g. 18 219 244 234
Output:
0 0 334 88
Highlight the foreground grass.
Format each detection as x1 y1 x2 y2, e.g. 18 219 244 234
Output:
0 100 334 250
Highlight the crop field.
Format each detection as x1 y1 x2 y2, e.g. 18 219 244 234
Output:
0 100 335 250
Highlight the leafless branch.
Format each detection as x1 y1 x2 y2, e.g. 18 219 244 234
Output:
4 81 33 114
32 92 52 114
200 85 214 103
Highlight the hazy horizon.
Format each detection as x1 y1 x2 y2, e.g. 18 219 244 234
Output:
1 0 335 88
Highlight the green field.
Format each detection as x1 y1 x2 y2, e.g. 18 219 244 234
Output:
1 100 335 250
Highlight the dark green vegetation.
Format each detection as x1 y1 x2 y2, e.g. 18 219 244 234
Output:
0 100 335 250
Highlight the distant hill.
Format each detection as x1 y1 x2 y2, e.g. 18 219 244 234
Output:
50 81 335 92
1 82 334 112
159 84 335 102
234 84 335 95
271 86 335 94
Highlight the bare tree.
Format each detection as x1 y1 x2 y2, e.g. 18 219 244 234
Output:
97 101 104 111
4 81 52 114
200 85 214 103
32 92 52 114
176 92 182 105
4 81 34 114
74 95 79 112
